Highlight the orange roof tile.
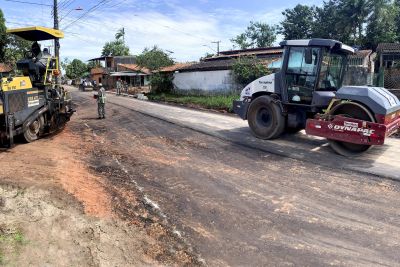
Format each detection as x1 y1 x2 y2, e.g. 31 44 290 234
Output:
0 63 12 73
118 64 151 74
159 63 194 72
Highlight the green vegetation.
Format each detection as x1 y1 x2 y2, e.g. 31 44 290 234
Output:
61 58 90 80
231 21 277 49
232 56 271 85
150 73 173 94
136 46 174 71
0 227 27 265
101 29 130 57
147 93 239 112
0 9 7 62
279 0 400 48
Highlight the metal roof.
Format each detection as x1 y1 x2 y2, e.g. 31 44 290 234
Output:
177 58 276 72
7 26 64 41
377 43 400 53
88 56 113 62
110 72 148 77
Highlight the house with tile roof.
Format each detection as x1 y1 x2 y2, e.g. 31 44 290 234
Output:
0 63 12 76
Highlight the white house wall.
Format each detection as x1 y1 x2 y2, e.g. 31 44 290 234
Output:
173 70 239 92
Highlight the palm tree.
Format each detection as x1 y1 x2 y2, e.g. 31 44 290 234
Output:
115 28 125 42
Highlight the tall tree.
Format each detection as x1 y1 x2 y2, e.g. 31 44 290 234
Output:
136 46 174 71
395 0 400 41
61 58 88 79
312 0 342 40
115 27 125 42
0 9 7 62
231 33 251 50
4 35 31 66
101 39 130 56
102 29 130 56
336 0 370 45
365 0 399 48
280 4 315 40
231 21 277 49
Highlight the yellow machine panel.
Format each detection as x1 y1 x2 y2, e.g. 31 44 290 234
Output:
1 77 33 91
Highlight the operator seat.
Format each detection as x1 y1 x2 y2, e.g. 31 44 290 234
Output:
16 44 51 84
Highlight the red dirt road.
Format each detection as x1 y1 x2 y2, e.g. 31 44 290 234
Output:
1 87 400 266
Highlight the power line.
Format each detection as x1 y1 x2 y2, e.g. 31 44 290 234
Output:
3 0 52 6
62 0 124 29
58 0 74 12
62 0 111 30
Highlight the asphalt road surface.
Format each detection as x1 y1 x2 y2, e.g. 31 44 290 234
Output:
73 88 400 266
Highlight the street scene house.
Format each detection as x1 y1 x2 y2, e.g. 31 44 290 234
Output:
0 63 12 76
344 49 376 86
377 43 400 91
112 63 151 92
172 47 283 94
89 56 141 89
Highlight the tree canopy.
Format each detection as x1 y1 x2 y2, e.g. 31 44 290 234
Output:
0 9 7 62
135 46 174 71
231 21 277 49
4 35 31 66
102 29 130 57
279 0 400 48
62 58 89 79
101 39 130 57
280 5 315 40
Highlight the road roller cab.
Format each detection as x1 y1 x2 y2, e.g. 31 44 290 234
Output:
233 39 400 156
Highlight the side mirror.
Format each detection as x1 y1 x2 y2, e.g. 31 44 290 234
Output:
305 48 312 65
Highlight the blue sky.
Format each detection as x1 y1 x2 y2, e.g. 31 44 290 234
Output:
1 0 323 62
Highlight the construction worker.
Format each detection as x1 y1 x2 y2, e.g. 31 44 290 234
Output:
116 78 122 95
96 83 106 119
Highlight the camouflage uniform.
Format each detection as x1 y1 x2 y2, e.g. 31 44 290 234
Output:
116 80 122 95
97 86 106 119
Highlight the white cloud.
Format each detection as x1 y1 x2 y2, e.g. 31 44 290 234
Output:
3 0 288 62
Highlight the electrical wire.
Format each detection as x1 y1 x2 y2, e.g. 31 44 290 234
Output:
2 0 52 6
62 0 112 30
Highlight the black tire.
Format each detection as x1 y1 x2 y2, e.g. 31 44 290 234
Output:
23 117 42 143
328 102 375 157
247 95 285 139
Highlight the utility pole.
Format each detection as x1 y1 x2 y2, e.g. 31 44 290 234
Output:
212 41 221 55
53 0 60 85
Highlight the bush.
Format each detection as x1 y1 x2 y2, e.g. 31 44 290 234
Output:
232 56 271 85
150 73 173 94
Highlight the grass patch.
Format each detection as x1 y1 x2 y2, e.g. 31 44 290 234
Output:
147 93 240 112
0 227 27 265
